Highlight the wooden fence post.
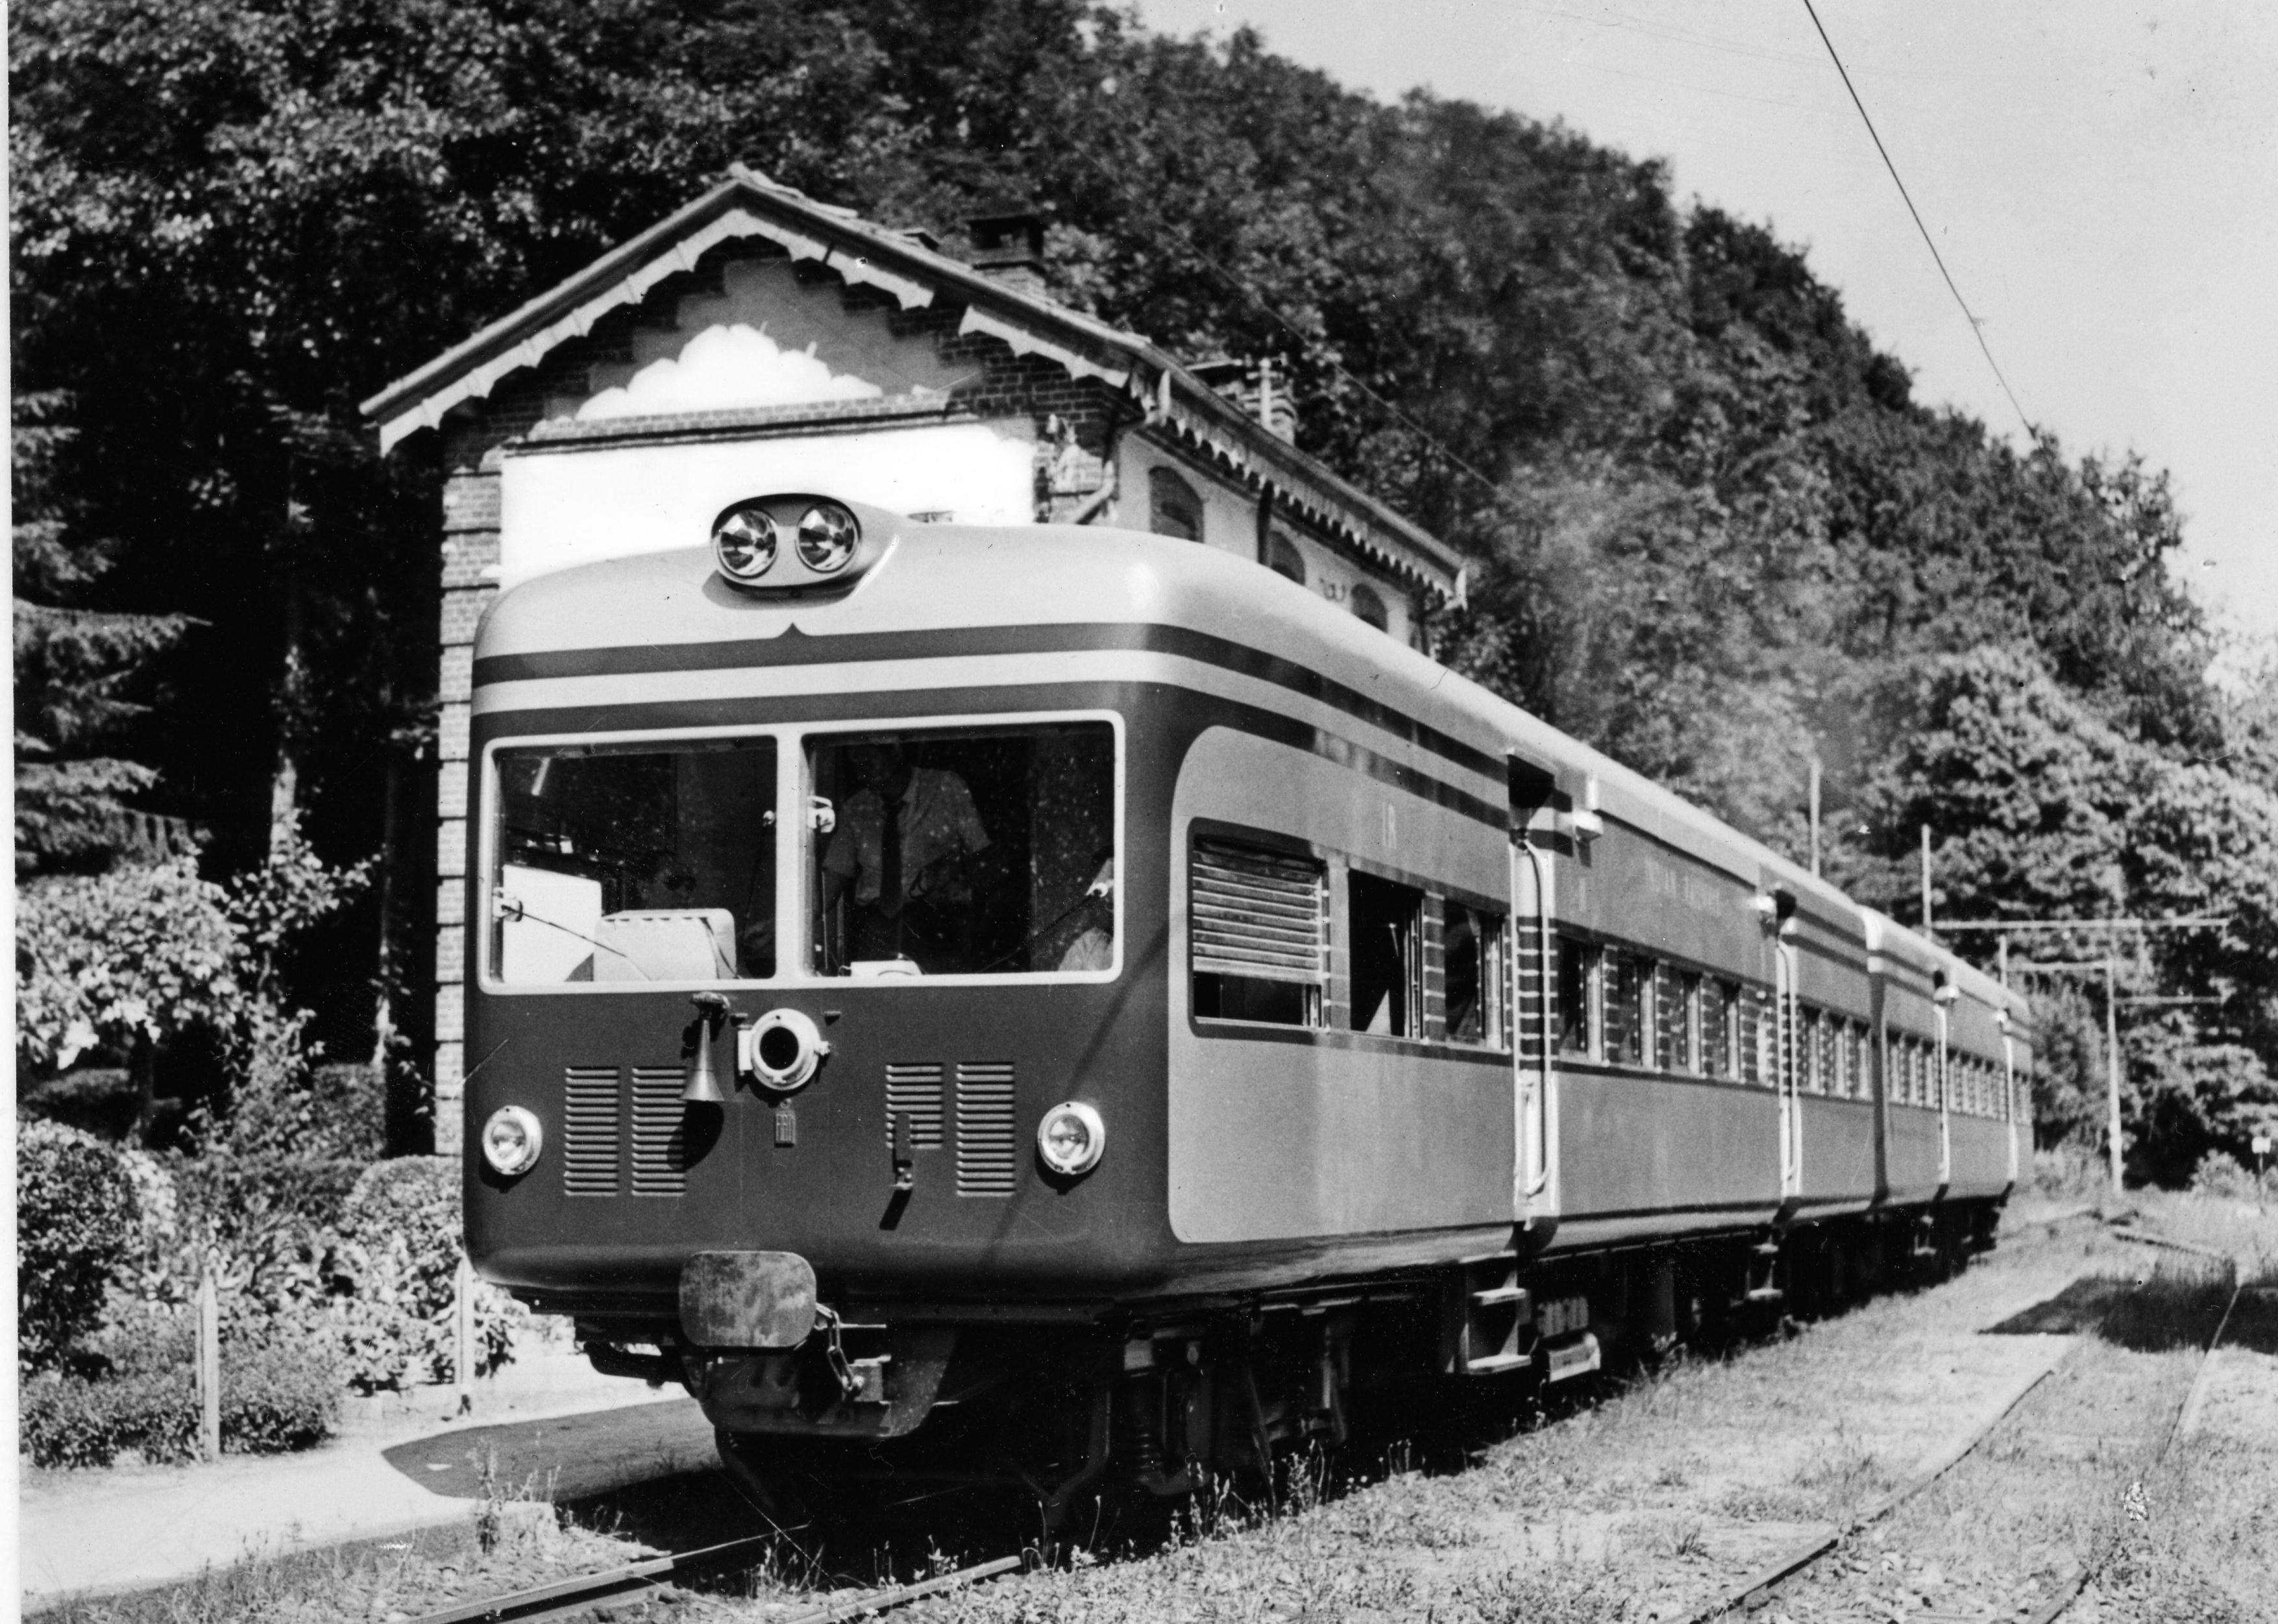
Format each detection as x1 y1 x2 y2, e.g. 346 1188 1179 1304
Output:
455 1255 477 1413
195 1266 221 1461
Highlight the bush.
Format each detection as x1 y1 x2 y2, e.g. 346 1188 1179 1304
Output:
19 1366 197 1469
173 1153 370 1243
18 1121 139 1371
2188 1151 2268 1201
18 1333 341 1468
334 1157 520 1392
222 1338 343 1453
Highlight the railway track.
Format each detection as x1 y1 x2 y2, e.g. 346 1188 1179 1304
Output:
1676 1228 2244 1624
407 1544 1023 1624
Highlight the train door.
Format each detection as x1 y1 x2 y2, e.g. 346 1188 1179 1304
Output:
2001 1009 2020 1185
1933 977 1955 1189
1509 755 1558 1230
1776 934 1802 1205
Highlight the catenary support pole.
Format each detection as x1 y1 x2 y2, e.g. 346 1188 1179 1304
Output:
1920 824 1933 938
1808 760 1822 878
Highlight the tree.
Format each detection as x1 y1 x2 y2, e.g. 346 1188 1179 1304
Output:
12 392 194 875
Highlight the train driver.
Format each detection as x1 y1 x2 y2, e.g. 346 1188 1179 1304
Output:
821 743 992 969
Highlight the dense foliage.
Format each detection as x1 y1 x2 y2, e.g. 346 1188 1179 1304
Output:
12 0 2274 1172
17 1122 140 1372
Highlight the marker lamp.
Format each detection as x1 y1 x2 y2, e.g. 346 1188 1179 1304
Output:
796 502 859 572
481 1105 545 1177
713 506 778 580
1036 1101 1107 1177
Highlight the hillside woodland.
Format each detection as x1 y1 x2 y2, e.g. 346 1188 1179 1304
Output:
14 0 2277 1181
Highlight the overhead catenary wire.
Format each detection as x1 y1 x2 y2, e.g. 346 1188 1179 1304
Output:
1796 0 2037 438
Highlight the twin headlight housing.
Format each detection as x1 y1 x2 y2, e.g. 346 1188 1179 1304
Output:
713 497 861 586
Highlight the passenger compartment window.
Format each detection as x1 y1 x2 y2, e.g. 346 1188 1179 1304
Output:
1349 870 1424 1037
1703 980 1737 1078
1605 951 1650 1066
1192 837 1326 1026
1557 939 1597 1056
809 722 1115 978
1441 899 1508 1048
489 737 777 986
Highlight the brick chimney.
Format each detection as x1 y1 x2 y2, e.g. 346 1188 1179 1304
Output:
1192 356 1298 444
965 199 1047 299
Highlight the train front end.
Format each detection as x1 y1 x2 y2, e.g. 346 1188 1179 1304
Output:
462 498 1173 1446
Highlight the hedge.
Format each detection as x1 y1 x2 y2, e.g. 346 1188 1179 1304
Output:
19 1336 341 1468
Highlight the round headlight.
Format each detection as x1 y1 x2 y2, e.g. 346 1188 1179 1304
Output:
1036 1101 1107 1177
796 503 859 573
481 1105 544 1177
714 506 778 580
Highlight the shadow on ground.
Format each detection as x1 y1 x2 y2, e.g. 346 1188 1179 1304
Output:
1983 1264 2242 1353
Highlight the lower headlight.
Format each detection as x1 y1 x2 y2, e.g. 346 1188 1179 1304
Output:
481 1105 545 1176
1036 1101 1107 1177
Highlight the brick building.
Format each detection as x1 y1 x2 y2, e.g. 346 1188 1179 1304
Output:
363 166 1467 1146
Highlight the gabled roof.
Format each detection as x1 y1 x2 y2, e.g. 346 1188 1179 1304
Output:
360 167 1465 598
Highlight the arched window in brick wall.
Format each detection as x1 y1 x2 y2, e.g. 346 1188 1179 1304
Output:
1350 583 1389 632
1267 534 1306 585
1149 467 1203 542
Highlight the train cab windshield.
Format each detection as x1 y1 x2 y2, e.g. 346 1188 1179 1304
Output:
484 719 1117 987
809 721 1116 978
491 737 778 985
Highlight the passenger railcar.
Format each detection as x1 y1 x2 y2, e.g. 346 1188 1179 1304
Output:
463 495 2034 1510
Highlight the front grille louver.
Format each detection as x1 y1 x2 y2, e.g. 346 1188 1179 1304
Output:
562 1066 620 1197
885 1063 946 1148
955 1062 1018 1197
630 1066 687 1196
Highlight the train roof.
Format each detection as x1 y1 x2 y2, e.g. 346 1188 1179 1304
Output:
478 510 2005 998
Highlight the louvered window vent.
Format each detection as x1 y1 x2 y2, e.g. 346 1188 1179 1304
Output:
1192 841 1327 985
630 1066 687 1196
563 1066 620 1197
955 1063 1018 1197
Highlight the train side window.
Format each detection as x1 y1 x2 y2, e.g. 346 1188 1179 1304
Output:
1191 837 1326 1027
1673 972 1700 1072
1349 870 1423 1037
1556 939 1596 1056
1442 899 1506 1048
1846 1022 1865 1098
1702 980 1735 1078
1604 952 1649 1066
1818 1012 1838 1096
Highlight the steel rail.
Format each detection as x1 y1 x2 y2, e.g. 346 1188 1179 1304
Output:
1676 1224 2230 1624
2024 1251 2244 1624
405 1542 1021 1624
1673 1355 2064 1624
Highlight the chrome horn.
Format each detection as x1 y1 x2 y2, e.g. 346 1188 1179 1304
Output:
685 991 730 1105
